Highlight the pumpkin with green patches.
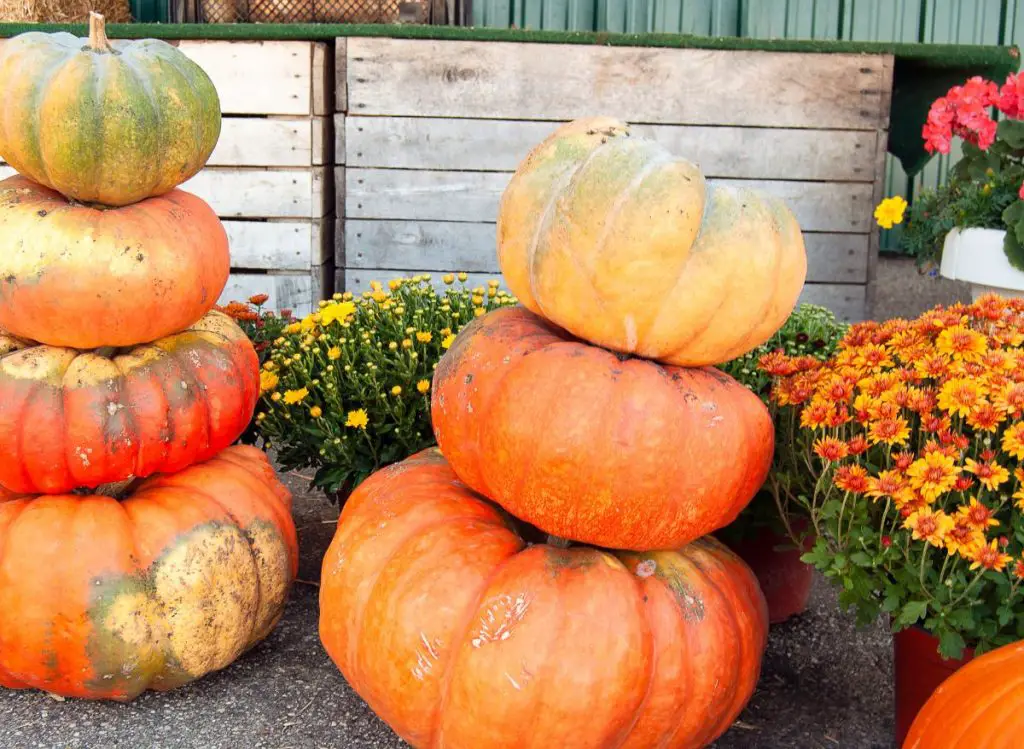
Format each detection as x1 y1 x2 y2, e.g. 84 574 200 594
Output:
0 174 229 349
0 310 259 494
320 449 769 748
431 306 775 551
0 13 221 207
0 445 298 701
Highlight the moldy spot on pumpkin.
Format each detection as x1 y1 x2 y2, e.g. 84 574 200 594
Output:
36 209 47 217
463 373 473 385
666 578 706 622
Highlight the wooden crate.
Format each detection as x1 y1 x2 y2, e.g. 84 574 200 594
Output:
334 37 894 322
0 39 335 317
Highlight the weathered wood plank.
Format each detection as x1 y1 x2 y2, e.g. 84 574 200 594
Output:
225 219 330 270
343 116 877 181
210 117 327 167
178 40 313 116
342 268 866 322
312 42 332 117
341 219 870 284
346 38 888 130
345 169 874 233
335 38 348 114
183 167 329 219
220 269 327 316
866 55 896 319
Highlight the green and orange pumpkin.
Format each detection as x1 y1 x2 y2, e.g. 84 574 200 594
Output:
0 175 229 349
0 310 259 494
0 445 297 701
497 117 808 367
320 449 769 748
431 306 774 551
0 13 221 207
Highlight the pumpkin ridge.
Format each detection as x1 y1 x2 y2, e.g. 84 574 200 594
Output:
525 134 620 323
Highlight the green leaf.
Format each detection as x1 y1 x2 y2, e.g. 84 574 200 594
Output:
1004 225 1024 272
998 606 1014 627
938 629 968 660
897 600 929 628
881 593 902 613
850 551 872 567
998 119 1024 149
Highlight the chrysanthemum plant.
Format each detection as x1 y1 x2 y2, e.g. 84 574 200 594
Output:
220 275 517 501
716 303 847 543
763 294 1024 659
893 74 1024 271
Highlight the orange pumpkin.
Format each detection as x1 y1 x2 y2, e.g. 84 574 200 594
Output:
0 445 298 701
903 640 1024 749
0 310 259 494
497 117 808 367
0 175 229 349
431 306 774 551
320 449 768 748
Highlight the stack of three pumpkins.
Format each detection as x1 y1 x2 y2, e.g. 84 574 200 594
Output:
320 118 809 747
0 14 296 701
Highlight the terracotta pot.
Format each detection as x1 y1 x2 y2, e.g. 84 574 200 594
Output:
893 625 975 747
722 520 814 624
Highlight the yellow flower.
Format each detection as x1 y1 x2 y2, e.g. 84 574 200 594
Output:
372 291 387 303
906 451 959 502
328 346 342 360
271 392 282 402
320 301 356 327
391 385 402 396
474 307 486 317
903 507 954 548
416 331 432 343
472 295 484 306
874 196 908 230
388 279 402 290
440 327 452 337
458 272 468 282
284 322 301 334
443 274 455 284
402 338 413 349
442 334 456 349
283 388 309 405
310 405 323 418
370 280 383 292
259 371 279 394
346 408 369 429
417 379 430 394
300 315 317 333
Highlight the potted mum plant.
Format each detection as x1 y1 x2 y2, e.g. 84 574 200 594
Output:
762 294 1024 745
716 303 847 624
894 74 1024 298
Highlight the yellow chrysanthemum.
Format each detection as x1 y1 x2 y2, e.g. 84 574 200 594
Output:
417 379 431 394
902 507 954 548
345 409 369 429
284 322 302 335
1002 422 1024 460
442 334 456 349
937 378 988 418
283 388 309 405
310 406 323 418
328 346 342 360
416 332 432 343
906 451 959 501
874 196 908 230
320 301 356 327
391 386 402 396
935 325 988 363
259 371 279 394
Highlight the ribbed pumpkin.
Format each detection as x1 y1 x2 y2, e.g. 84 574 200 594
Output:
0 175 229 349
431 306 774 551
0 13 221 207
903 640 1024 749
0 310 259 494
497 117 808 367
0 445 298 701
320 450 769 749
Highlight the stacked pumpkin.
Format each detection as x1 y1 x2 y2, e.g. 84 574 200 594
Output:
0 14 297 701
320 117 808 746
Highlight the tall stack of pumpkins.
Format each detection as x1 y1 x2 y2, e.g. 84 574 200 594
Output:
320 117 809 746
0 14 297 701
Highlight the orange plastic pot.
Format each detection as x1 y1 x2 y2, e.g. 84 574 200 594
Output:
893 625 974 747
722 520 814 624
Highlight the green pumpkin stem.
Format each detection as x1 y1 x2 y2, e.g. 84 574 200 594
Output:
88 12 112 53
93 477 136 500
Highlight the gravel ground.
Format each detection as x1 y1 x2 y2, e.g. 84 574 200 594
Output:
0 257 948 749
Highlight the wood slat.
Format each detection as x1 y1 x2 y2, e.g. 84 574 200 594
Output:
346 38 889 130
177 40 313 116
341 116 877 182
340 268 867 322
340 219 869 284
211 117 328 167
226 219 330 270
183 167 330 219
219 269 327 317
345 168 874 233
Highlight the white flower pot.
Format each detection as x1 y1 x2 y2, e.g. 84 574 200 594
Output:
939 227 1024 300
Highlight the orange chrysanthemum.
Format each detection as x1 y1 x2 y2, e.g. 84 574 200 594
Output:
866 469 908 500
994 382 1024 416
800 401 833 430
906 451 959 501
903 508 955 548
847 435 870 456
936 325 988 362
963 458 1010 492
1002 422 1024 460
969 539 1013 572
813 437 849 462
834 465 870 494
956 496 1001 530
945 517 984 557
937 378 988 418
868 417 911 446
966 401 1004 432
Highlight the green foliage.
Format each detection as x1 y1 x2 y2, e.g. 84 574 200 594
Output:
715 303 847 544
223 275 517 501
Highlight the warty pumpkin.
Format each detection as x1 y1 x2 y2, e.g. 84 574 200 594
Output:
431 306 774 551
0 174 229 349
497 116 808 367
0 13 221 207
0 445 298 701
320 449 769 749
0 310 259 494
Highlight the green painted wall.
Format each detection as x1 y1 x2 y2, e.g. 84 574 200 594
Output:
471 0 1018 253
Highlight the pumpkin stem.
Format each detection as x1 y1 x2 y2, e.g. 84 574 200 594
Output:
87 12 113 53
92 346 118 359
94 476 137 500
546 535 573 549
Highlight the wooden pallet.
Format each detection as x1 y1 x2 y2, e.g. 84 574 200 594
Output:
1 39 335 317
334 37 894 322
